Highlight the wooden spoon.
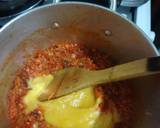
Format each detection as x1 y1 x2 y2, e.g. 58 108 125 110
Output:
39 56 160 101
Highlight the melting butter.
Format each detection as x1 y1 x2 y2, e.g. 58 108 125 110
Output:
23 75 120 128
24 75 54 112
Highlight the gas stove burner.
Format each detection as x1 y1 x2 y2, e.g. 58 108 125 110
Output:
121 0 149 7
0 0 44 19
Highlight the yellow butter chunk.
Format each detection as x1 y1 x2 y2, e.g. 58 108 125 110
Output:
23 75 120 128
41 91 100 128
23 75 54 112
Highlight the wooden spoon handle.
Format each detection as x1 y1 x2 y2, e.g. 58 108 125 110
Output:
92 56 160 84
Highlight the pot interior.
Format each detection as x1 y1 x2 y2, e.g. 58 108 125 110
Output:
0 3 159 128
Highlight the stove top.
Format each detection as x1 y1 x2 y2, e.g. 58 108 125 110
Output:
0 0 43 18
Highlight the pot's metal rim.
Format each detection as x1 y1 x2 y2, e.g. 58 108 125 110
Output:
0 1 159 56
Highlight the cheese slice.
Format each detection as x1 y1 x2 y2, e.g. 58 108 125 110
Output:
23 75 120 128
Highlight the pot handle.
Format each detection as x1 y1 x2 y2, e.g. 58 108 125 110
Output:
109 0 122 11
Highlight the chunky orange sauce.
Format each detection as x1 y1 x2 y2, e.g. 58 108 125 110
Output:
8 43 133 128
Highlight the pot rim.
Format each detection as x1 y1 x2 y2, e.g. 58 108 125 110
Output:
0 1 158 56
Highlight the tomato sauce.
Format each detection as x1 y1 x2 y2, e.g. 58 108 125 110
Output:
8 43 133 128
